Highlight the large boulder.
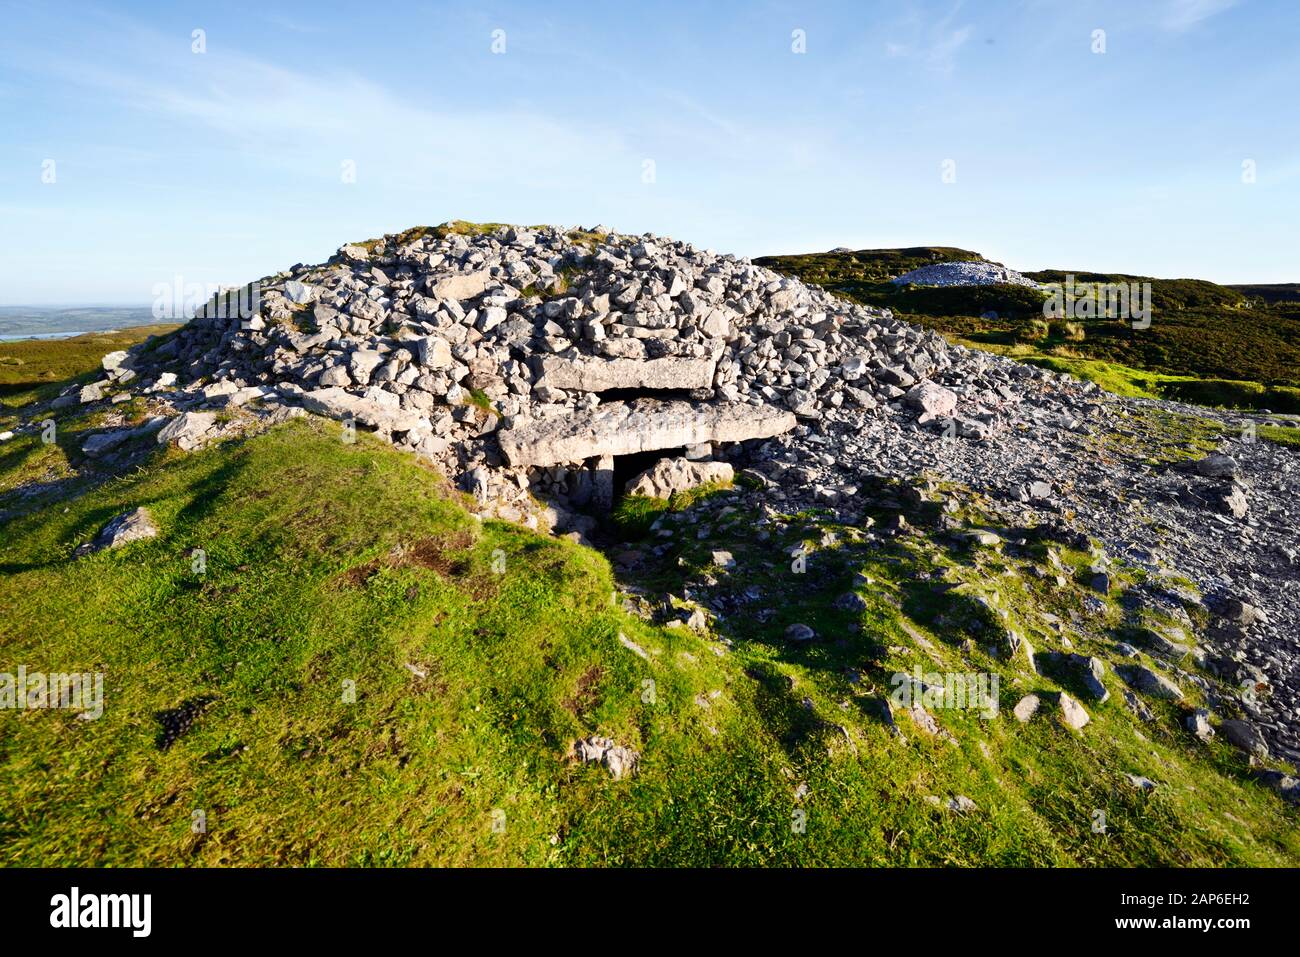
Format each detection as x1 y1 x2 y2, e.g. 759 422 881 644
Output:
904 381 958 418
430 268 494 301
497 399 796 468
77 507 159 555
625 457 734 498
534 355 717 393
157 411 217 451
1116 664 1184 701
300 387 426 434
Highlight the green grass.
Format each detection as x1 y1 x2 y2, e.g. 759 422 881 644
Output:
1258 425 1300 447
0 325 179 411
2 419 1295 865
464 387 494 413
610 480 734 538
597 482 1300 866
991 350 1300 413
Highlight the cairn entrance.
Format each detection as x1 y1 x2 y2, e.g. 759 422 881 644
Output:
612 447 687 502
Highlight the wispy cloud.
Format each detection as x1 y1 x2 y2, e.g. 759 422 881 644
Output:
1162 0 1242 31
883 0 973 74
926 24 972 72
24 36 634 194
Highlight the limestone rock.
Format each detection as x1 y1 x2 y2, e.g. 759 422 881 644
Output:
1059 692 1090 730
1116 664 1183 701
573 735 640 780
497 399 795 468
157 411 217 451
904 381 958 418
624 457 733 498
79 507 159 555
535 355 717 393
1013 694 1041 723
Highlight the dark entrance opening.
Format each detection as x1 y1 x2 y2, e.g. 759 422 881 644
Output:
598 387 697 404
611 447 685 500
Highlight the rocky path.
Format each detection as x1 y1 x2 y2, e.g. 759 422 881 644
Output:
757 390 1300 763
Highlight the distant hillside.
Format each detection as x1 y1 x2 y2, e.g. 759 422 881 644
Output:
757 246 991 285
1229 283 1300 305
757 247 1300 410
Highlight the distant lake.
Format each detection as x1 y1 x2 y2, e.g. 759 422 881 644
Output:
0 306 159 342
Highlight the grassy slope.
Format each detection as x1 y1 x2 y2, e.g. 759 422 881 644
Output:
0 336 1296 866
0 325 180 410
756 248 1300 411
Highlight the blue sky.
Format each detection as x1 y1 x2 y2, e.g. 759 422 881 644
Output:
1 0 1297 304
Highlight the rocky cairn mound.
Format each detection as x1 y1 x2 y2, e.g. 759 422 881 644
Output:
103 223 1081 534
63 222 1300 770
891 260 1042 288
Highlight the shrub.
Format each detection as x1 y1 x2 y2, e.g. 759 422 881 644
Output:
1015 318 1050 342
1049 319 1085 342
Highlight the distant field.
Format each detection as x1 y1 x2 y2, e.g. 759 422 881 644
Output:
0 325 179 410
0 305 158 341
756 247 1300 411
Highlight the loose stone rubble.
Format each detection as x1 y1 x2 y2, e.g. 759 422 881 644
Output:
891 261 1042 289
40 221 1300 768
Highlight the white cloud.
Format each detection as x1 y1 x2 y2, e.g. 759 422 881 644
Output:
882 0 973 74
16 25 635 197
1162 0 1242 31
926 25 973 72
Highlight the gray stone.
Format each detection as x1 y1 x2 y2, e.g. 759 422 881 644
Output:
1013 694 1040 723
300 387 424 434
1116 664 1183 701
415 335 454 369
625 457 733 498
1195 453 1239 479
430 269 494 301
535 354 717 393
497 399 796 468
283 280 317 304
1217 483 1249 519
82 507 159 553
1186 709 1214 742
1219 719 1268 757
1059 692 1090 730
833 591 868 612
572 735 640 781
904 381 958 417
157 411 217 451
785 623 815 642
347 350 384 384
318 364 352 387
